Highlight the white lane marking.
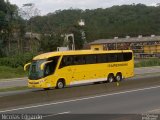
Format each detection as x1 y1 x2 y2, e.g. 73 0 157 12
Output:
43 111 70 118
1 85 160 113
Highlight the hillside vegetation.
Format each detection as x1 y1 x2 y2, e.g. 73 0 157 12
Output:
29 4 160 43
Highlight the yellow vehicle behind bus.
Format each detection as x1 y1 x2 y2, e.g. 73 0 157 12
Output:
24 50 134 89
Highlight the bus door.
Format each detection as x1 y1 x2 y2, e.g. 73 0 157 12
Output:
59 56 75 84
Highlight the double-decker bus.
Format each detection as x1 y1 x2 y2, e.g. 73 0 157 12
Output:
24 50 134 89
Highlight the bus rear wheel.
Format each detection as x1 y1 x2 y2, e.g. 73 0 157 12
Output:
115 73 122 82
56 80 65 89
107 74 115 83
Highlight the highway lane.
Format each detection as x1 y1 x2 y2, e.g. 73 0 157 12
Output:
0 75 160 110
1 85 160 115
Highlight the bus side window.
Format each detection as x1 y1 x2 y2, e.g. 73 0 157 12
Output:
73 56 79 65
117 53 123 62
85 55 96 64
73 55 85 65
44 62 55 76
108 53 117 62
97 54 107 63
81 56 86 64
59 56 73 68
44 64 50 76
45 56 59 76
123 52 132 61
65 56 73 66
59 57 66 68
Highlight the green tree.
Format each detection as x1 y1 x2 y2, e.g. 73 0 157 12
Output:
0 0 25 56
28 4 160 49
40 33 63 52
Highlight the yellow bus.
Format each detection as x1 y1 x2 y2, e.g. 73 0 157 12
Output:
24 50 134 89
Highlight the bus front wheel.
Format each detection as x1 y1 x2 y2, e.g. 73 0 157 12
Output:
56 80 65 89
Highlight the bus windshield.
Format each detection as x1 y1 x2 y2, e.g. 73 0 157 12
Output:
28 59 46 80
28 56 60 80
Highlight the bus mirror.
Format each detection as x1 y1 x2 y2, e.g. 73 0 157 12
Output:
24 63 31 71
40 61 52 70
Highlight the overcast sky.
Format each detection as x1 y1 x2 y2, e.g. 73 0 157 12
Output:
9 0 160 15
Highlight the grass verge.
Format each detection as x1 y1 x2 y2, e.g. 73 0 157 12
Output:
0 66 26 79
135 58 160 67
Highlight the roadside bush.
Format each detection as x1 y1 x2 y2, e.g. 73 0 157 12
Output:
135 58 160 67
0 52 36 68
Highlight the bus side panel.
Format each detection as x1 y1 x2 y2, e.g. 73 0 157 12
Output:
72 63 109 83
70 60 134 84
56 66 74 86
72 64 100 82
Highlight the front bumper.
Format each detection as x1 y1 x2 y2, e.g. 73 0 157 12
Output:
28 78 52 88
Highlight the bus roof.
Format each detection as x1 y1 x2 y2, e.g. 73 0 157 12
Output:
33 50 133 60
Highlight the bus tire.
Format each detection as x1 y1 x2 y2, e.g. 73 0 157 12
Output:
107 74 115 83
56 79 65 89
115 73 122 82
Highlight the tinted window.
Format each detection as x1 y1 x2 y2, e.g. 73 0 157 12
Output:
59 52 132 68
97 54 107 63
73 55 85 65
44 56 60 76
108 53 117 62
59 56 73 68
85 55 96 64
123 52 132 61
117 53 124 62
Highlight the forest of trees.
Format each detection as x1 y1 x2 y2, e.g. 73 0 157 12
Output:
29 4 160 42
0 0 25 57
1 1 160 67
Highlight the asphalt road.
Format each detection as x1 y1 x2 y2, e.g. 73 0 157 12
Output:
0 75 160 120
0 76 160 112
1 84 160 120
1 85 160 114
